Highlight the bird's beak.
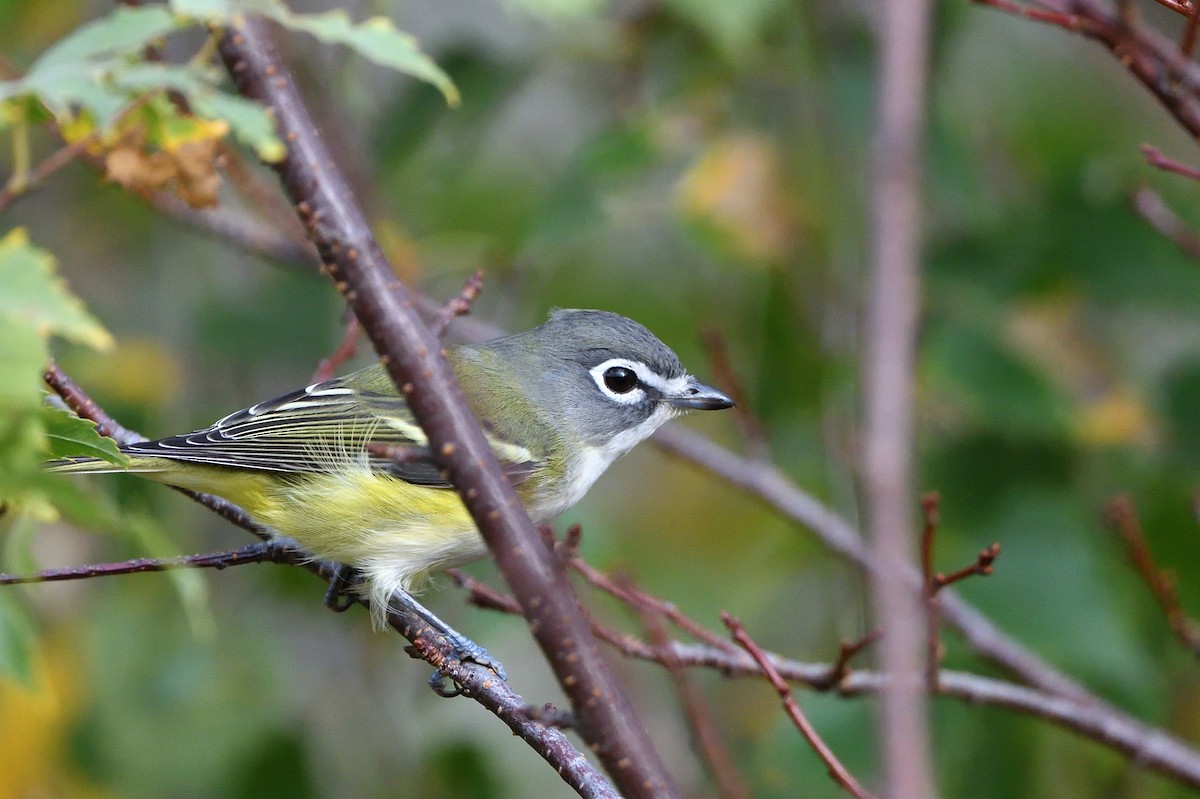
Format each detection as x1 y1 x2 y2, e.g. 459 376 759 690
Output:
667 379 735 411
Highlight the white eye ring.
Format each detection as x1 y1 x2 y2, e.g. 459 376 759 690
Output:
590 359 648 405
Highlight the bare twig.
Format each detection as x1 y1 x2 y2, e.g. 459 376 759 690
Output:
217 18 674 797
723 613 877 799
1105 494 1200 658
982 0 1200 140
700 328 769 460
0 135 97 213
1183 0 1200 57
430 269 485 339
653 425 1095 701
974 0 1087 30
568 549 739 654
1131 186 1200 262
312 314 361 383
0 542 286 585
810 629 884 692
920 493 1001 690
637 598 751 799
450 555 1200 791
932 545 1000 592
1141 143 1200 182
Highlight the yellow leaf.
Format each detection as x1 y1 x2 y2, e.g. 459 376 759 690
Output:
676 133 796 263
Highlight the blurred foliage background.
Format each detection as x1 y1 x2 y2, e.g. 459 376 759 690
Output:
4 0 1200 797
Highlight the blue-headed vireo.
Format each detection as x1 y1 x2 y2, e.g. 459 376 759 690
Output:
49 310 733 626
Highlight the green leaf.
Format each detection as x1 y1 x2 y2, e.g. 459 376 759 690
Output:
269 10 459 107
41 405 128 467
0 229 113 351
0 320 46 409
30 6 176 74
190 91 285 162
169 0 459 106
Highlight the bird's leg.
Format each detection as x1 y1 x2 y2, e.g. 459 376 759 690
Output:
386 589 509 686
322 564 360 612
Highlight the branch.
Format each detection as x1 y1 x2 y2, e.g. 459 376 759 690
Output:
724 614 876 799
920 493 1001 690
450 557 1200 791
216 18 676 798
865 0 936 790
652 425 1094 701
430 269 485 339
1104 494 1200 658
1141 143 1200 182
311 313 361 383
980 0 1200 140
637 596 751 799
1131 186 1200 262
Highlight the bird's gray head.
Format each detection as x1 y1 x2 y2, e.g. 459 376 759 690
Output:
484 309 733 452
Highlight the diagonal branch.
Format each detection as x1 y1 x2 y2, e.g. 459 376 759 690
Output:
215 17 676 798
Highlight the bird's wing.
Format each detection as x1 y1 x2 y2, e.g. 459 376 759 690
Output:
122 378 538 487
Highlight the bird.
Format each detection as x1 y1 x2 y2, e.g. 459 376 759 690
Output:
49 309 734 646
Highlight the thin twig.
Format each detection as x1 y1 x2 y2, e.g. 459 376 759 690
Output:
0 135 97 213
700 328 770 460
723 613 877 799
1131 186 1200 262
568 550 739 654
1184 0 1200 57
312 314 361 383
919 494 1000 690
810 629 885 691
430 269 485 339
921 493 943 691
1141 143 1200 182
932 544 1000 592
0 542 285 585
1105 494 1200 658
974 0 1087 30
652 425 1095 701
449 557 1200 791
633 583 751 799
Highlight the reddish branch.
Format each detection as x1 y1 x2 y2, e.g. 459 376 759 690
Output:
637 600 751 799
312 315 361 382
1132 186 1200 262
1141 144 1200 182
430 269 485 339
1105 495 1200 658
653 425 1094 700
700 328 769 460
440 543 1200 791
723 613 877 799
978 0 1200 140
810 629 885 692
216 18 674 798
920 493 1000 689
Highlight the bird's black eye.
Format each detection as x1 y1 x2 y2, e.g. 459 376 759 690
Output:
603 366 639 394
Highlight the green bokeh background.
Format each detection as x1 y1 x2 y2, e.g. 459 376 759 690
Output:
4 0 1200 797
